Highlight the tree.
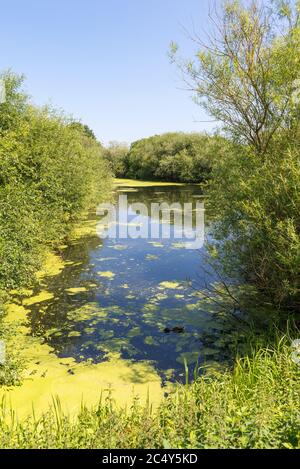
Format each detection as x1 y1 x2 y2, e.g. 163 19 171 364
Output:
124 132 225 183
171 0 300 157
68 121 97 140
171 1 300 312
0 71 111 290
103 141 129 177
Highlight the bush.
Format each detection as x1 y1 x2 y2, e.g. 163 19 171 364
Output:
124 132 226 183
0 71 112 291
208 127 300 311
172 0 300 312
103 141 129 178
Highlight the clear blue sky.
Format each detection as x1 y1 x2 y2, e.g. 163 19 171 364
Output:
0 0 218 144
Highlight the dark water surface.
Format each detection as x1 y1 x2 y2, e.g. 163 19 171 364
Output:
26 183 230 383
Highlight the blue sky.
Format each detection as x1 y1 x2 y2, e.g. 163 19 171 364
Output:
0 0 217 144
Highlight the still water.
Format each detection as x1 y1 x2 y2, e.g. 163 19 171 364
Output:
23 182 230 385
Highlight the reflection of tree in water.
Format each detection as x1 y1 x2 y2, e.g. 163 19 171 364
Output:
122 185 203 205
116 185 205 229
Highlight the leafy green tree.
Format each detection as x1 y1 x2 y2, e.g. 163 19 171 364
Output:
68 121 97 140
172 0 300 312
0 71 111 290
171 0 299 156
125 132 225 183
103 141 129 177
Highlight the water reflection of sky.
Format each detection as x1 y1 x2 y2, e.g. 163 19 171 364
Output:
26 185 230 383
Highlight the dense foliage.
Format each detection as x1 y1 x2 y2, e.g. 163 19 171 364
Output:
173 0 300 313
105 133 226 183
0 336 299 449
0 71 111 292
103 141 129 178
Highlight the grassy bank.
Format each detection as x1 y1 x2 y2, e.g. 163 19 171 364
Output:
0 335 299 449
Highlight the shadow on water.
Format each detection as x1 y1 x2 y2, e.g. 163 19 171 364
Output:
23 184 237 383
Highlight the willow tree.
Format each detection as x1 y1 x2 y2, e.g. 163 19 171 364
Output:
171 0 300 156
171 1 300 312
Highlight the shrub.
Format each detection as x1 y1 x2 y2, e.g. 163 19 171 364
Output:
0 336 299 448
0 71 112 291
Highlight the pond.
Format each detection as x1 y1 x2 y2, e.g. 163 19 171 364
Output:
3 180 234 415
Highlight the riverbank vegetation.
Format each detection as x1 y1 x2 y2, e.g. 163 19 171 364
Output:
104 132 227 183
0 71 112 385
172 0 300 316
0 71 111 294
0 334 299 449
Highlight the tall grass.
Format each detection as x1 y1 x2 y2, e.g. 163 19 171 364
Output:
0 335 299 449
